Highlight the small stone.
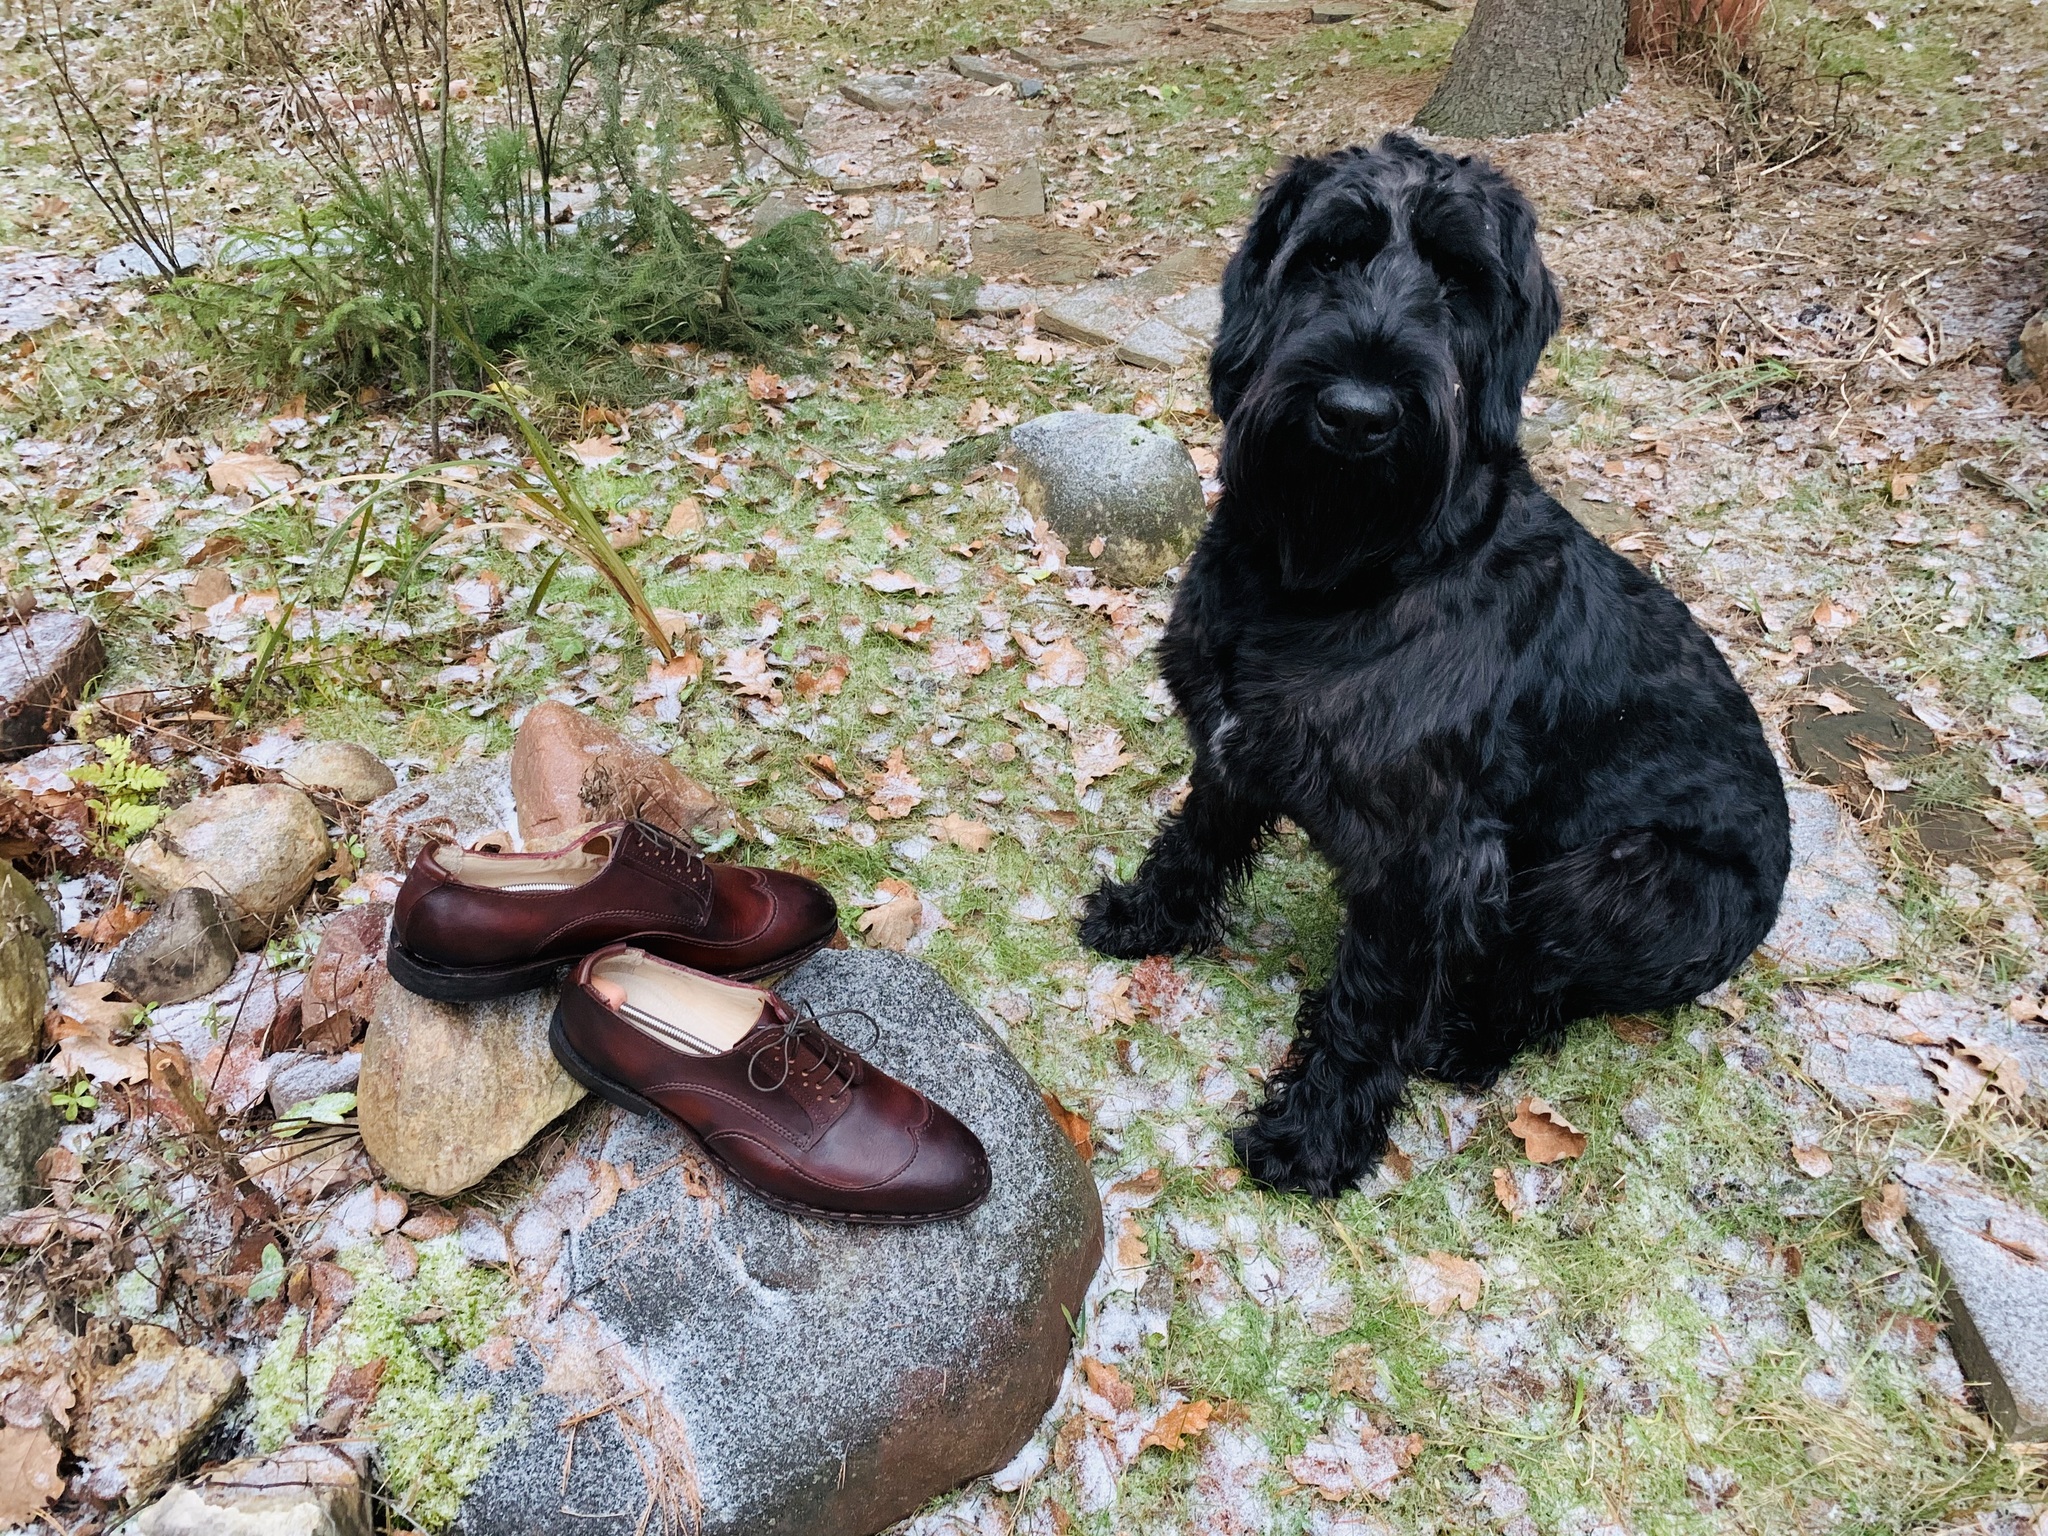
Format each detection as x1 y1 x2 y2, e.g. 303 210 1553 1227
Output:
266 1049 362 1118
840 74 926 113
1899 1160 2048 1438
458 1208 512 1266
1008 412 1207 586
134 1443 372 1536
0 866 55 1074
1008 44 1137 71
972 164 1048 219
93 238 206 280
361 757 519 873
106 887 238 1005
749 190 807 234
1311 1 1367 17
1160 283 1222 341
970 281 1049 317
72 1324 242 1505
0 1078 59 1212
949 55 1045 97
283 741 398 805
1556 483 1639 541
2019 308 2048 382
448 947 1101 1536
1759 786 1900 973
357 981 585 1199
1115 317 1205 372
511 701 731 850
1217 0 1307 12
866 196 942 253
0 609 104 754
125 785 331 949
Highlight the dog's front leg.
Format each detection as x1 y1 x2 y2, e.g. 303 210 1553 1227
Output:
1078 767 1272 959
1234 909 1425 1196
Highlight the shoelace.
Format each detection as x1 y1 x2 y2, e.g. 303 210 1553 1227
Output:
626 818 705 877
746 1001 879 1099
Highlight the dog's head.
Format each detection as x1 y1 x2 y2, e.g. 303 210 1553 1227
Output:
1210 136 1559 585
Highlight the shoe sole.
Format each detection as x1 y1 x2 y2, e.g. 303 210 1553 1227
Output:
383 931 839 1004
546 1007 990 1226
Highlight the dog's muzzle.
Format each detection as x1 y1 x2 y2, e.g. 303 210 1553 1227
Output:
1313 380 1400 455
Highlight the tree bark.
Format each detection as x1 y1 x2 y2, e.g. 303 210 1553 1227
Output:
1413 0 1627 138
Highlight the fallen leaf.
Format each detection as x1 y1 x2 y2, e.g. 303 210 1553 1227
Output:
1081 1356 1135 1413
313 1355 387 1436
1129 956 1185 1022
0 1425 63 1527
855 879 924 952
1861 1181 1913 1258
207 451 300 496
866 748 923 819
564 435 623 468
663 497 704 538
1978 1220 2043 1265
68 903 148 947
793 657 850 700
1492 1166 1523 1221
1926 1048 1993 1124
1328 1343 1376 1397
863 569 932 596
449 571 505 618
632 654 703 723
1402 1250 1484 1316
933 813 993 853
47 982 146 1084
1042 1090 1094 1160
302 903 391 1053
0 1324 78 1434
1113 1211 1148 1275
1813 689 1859 716
1609 1015 1665 1045
1811 596 1856 630
1020 698 1070 733
1287 1412 1422 1501
715 646 783 705
1029 636 1088 690
1014 335 1066 365
1380 1141 1413 1181
1071 726 1133 796
1861 756 1912 794
1939 1035 2030 1107
1141 1398 1213 1453
187 566 234 609
1506 1097 1587 1163
929 636 992 679
746 364 788 403
1790 1139 1834 1178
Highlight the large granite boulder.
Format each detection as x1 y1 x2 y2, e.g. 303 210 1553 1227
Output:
124 784 331 948
450 948 1103 1536
0 865 56 1073
0 609 104 754
1008 412 1206 587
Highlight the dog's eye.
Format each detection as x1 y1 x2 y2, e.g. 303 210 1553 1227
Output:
1311 246 1345 273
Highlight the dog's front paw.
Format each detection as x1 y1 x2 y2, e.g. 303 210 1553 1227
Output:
1231 1117 1369 1199
1077 880 1211 959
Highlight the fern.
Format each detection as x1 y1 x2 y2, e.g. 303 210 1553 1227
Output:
72 736 169 849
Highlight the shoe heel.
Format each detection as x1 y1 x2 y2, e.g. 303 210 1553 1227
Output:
549 1008 664 1119
385 939 563 1002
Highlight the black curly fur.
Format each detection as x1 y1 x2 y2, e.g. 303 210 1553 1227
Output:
1079 136 1791 1197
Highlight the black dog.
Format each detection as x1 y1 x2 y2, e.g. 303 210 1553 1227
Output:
1079 136 1790 1197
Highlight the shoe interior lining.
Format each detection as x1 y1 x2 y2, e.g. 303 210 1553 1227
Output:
589 948 762 1057
439 834 614 892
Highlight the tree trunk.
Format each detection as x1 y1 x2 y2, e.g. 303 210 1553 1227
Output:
1413 0 1627 138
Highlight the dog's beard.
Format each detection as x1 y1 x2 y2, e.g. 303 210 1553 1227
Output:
1220 336 1463 591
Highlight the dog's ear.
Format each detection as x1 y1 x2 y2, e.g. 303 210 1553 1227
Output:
1210 155 1336 420
1471 173 1560 456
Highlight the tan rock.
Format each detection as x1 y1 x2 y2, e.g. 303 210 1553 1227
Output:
283 740 398 805
357 978 585 1198
2023 309 2048 383
71 1325 242 1505
135 1444 371 1536
124 784 331 948
511 701 730 849
0 866 55 1074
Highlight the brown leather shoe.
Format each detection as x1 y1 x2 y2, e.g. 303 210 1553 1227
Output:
551 945 991 1223
386 820 838 1000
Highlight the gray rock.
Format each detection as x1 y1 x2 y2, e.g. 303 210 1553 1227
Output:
1759 785 1900 973
1036 284 1150 348
357 980 584 1199
106 887 239 1004
72 1324 242 1504
124 784 332 948
2021 309 2048 383
0 866 54 1073
0 1077 58 1212
749 191 808 234
135 1443 372 1536
1899 1159 2048 1438
949 55 1045 97
972 165 1047 219
0 608 105 753
93 238 206 280
450 948 1102 1536
1008 44 1137 71
1780 989 1938 1115
1311 1 1369 16
361 758 518 873
971 281 1054 317
840 74 926 113
266 1049 362 1118
283 740 398 805
928 95 1046 171
1116 316 1204 372
865 196 941 253
1009 411 1206 586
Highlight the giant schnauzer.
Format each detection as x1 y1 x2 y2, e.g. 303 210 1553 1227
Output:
1079 135 1791 1197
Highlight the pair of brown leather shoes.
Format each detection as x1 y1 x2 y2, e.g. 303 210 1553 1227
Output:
387 821 989 1222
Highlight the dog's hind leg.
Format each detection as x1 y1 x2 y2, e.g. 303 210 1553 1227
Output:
1079 768 1274 959
1233 908 1431 1196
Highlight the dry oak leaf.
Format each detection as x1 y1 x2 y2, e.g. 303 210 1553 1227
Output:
866 748 923 820
0 1324 79 1433
1790 1139 1834 1179
564 435 623 468
1028 635 1089 691
47 981 147 1085
1072 726 1134 796
1141 1399 1214 1454
1287 1415 1423 1501
746 364 789 404
207 451 301 496
862 569 933 596
1042 1090 1094 1161
715 646 783 705
855 879 924 953
793 657 850 700
1506 1096 1587 1163
933 813 994 853
69 902 148 947
0 1424 63 1527
1927 1035 2029 1123
1080 1356 1136 1413
1861 1181 1914 1259
663 496 705 538
1402 1250 1485 1316
1328 1343 1376 1398
1129 955 1186 1022
1492 1166 1523 1221
928 636 992 679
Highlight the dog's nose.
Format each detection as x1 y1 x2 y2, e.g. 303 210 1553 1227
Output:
1315 381 1399 441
